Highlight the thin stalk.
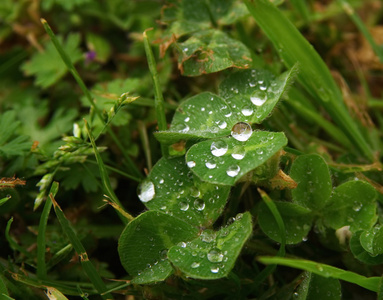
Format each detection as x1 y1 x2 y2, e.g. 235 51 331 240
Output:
85 120 133 223
290 0 310 24
143 30 168 157
337 0 383 63
5 218 30 257
49 194 114 300
37 182 59 279
40 19 142 179
138 120 153 172
86 160 141 182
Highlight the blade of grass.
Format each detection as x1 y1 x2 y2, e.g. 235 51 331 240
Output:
0 274 9 297
5 218 30 257
84 120 133 223
49 194 114 300
290 0 310 24
40 19 142 179
37 182 59 280
258 256 380 292
244 0 374 161
337 0 383 63
143 30 168 157
251 189 286 290
138 120 152 172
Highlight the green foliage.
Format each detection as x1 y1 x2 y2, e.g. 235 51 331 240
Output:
1 0 383 299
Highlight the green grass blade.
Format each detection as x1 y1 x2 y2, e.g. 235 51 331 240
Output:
258 256 380 292
37 182 59 279
337 0 383 63
84 120 133 223
5 218 30 257
143 30 168 157
244 0 373 161
40 19 142 179
290 0 310 24
49 194 114 299
252 189 286 288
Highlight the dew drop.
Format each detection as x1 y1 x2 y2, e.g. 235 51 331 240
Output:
138 181 155 203
207 249 224 263
210 266 220 273
179 202 189 211
184 117 190 122
226 164 240 177
249 82 256 87
187 161 196 168
231 122 252 141
159 178 164 184
211 140 228 157
241 105 253 116
174 123 190 133
191 262 200 268
231 146 245 160
205 160 217 169
250 90 267 106
190 187 201 197
194 199 205 211
217 120 227 129
160 249 168 260
201 107 205 111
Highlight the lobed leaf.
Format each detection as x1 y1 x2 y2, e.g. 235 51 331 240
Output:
360 225 383 256
168 212 252 279
118 211 199 284
322 180 377 232
294 272 342 300
349 231 383 265
258 201 313 244
186 130 287 185
177 29 251 76
140 156 230 227
219 65 298 124
290 154 332 211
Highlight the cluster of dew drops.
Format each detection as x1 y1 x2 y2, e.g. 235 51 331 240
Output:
187 122 253 179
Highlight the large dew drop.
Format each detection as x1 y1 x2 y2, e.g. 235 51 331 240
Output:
231 146 246 160
194 199 205 211
226 164 240 177
231 122 252 142
138 180 155 203
250 90 267 106
211 140 228 157
241 105 253 116
207 249 224 263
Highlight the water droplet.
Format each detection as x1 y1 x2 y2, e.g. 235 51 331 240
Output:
353 202 363 211
250 90 267 106
201 107 205 111
179 202 189 211
211 140 228 157
226 164 240 177
256 149 264 155
260 85 267 91
217 120 227 129
241 105 253 116
138 181 155 202
178 241 187 248
200 230 216 243
194 199 205 211
249 82 256 87
184 117 190 122
159 178 164 184
210 266 220 273
187 161 196 168
191 262 200 268
190 187 200 197
207 249 224 263
160 249 168 260
174 123 190 133
205 160 217 169
231 122 252 141
231 146 245 160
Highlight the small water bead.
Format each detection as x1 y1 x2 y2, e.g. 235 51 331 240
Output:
138 181 155 203
159 178 164 184
205 160 217 169
194 199 205 211
226 164 240 177
201 107 205 111
217 120 227 129
207 249 224 263
249 82 256 87
179 202 189 211
241 106 253 116
187 161 196 168
160 249 168 260
231 146 245 160
190 187 201 197
210 266 220 273
231 122 252 142
250 90 267 106
174 123 190 133
184 117 190 122
259 85 267 91
191 262 200 268
256 149 264 155
211 140 228 157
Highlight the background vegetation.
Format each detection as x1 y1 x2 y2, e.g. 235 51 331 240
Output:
0 0 383 299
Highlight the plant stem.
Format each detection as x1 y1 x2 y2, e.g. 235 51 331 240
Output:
143 30 168 157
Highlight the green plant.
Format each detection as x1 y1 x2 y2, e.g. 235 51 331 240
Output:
1 0 383 299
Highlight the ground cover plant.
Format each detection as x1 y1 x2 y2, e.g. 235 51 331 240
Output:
1 0 383 299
